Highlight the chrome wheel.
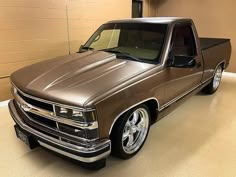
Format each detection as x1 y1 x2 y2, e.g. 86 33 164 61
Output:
202 65 223 94
122 108 149 154
213 66 222 90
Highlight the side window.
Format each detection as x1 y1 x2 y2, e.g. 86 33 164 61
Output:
171 24 197 57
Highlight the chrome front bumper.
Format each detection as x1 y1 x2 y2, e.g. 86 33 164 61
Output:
8 100 111 163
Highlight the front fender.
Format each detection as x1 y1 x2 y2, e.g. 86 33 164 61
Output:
95 88 161 139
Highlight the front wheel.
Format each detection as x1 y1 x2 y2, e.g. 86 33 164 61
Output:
202 65 223 94
111 104 150 159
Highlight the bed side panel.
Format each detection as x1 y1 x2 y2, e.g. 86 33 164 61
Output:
201 41 231 83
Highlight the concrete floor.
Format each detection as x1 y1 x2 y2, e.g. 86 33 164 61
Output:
1 74 236 177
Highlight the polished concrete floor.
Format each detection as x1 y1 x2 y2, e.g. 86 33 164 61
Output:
1 74 236 177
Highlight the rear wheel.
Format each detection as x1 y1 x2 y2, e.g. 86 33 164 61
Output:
111 104 150 159
202 65 223 94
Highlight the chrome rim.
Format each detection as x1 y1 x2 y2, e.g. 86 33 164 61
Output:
213 67 222 90
122 108 149 154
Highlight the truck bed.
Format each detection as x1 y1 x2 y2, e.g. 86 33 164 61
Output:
200 38 230 51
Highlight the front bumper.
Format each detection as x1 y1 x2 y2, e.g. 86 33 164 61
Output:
8 100 111 163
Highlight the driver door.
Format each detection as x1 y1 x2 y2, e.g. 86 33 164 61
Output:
164 23 203 103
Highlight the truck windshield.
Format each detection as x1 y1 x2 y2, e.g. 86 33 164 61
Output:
82 23 168 63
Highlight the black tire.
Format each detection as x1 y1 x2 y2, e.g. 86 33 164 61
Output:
202 65 223 94
110 104 151 159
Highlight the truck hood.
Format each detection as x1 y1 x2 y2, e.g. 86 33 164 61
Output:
11 51 156 107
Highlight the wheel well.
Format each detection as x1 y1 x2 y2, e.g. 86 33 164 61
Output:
109 99 159 136
222 62 225 69
143 99 158 123
220 61 225 69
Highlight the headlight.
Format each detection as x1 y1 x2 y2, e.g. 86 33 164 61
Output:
72 109 83 117
55 106 98 140
55 106 96 122
59 107 69 114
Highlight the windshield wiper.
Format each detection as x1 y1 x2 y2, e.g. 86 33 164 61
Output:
102 49 142 62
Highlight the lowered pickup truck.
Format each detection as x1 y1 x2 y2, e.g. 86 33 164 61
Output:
9 17 231 169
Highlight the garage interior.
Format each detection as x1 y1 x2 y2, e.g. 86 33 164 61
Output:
0 0 236 176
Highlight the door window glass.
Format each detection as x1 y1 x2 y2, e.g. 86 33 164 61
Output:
171 24 197 56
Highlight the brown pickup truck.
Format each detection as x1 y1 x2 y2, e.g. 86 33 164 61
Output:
9 17 231 169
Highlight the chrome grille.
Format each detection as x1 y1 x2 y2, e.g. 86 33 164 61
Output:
13 88 99 143
27 112 57 128
17 91 53 112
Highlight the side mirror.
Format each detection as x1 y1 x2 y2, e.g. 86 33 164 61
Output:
170 56 196 68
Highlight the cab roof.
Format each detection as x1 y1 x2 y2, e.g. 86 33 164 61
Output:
107 17 191 24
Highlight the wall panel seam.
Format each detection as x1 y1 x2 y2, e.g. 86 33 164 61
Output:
0 76 10 79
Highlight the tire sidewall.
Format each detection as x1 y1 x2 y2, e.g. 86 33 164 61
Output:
202 65 223 94
111 104 151 159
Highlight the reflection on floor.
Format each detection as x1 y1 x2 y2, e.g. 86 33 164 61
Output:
0 74 236 177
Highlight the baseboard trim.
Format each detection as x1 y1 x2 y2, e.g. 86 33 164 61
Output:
0 100 10 108
223 72 236 77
